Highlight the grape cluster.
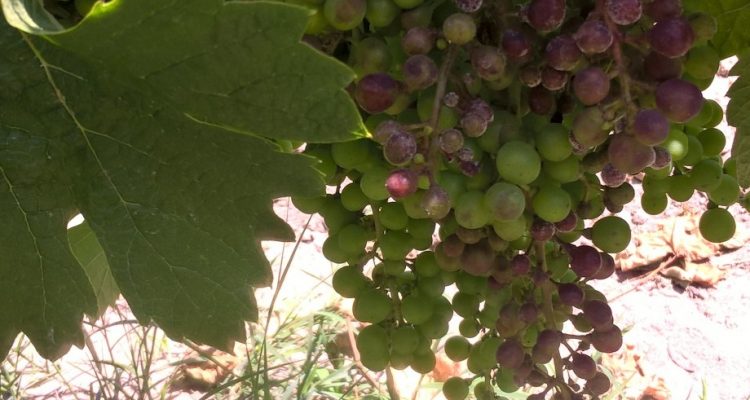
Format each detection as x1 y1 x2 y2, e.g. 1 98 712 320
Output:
293 0 737 398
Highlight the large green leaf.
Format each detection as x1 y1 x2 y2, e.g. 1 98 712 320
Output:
0 0 363 359
728 54 750 187
683 0 750 58
68 220 119 317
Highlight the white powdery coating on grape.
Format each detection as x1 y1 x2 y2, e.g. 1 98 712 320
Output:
454 0 483 13
606 0 643 25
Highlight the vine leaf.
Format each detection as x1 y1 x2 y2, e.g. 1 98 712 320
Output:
0 0 363 359
683 0 750 58
728 54 750 188
68 220 119 318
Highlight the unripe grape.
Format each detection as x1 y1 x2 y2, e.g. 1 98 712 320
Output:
573 67 610 105
402 293 434 324
461 112 488 137
689 13 718 43
410 348 436 373
366 0 400 27
502 29 531 60
648 17 695 58
699 208 735 243
444 335 471 361
545 35 582 71
572 107 610 149
323 0 366 31
403 55 439 91
353 289 391 323
485 182 526 221
592 216 631 253
439 129 465 153
470 45 507 82
385 169 418 199
555 211 578 232
443 13 476 45
531 219 556 241
383 131 417 166
708 175 740 206
525 0 566 33
608 134 656 174
690 159 722 192
600 163 627 187
443 377 469 400
402 27 436 55
587 372 612 395
574 19 613 54
354 73 401 114
421 185 452 219
606 0 642 25
533 185 572 223
655 79 704 122
496 141 541 185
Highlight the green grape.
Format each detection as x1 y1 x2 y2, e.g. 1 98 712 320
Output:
391 325 420 355
379 202 409 230
591 216 631 253
544 156 582 183
452 292 480 318
496 141 542 185
698 128 726 157
534 124 573 162
322 235 351 263
662 128 689 161
642 174 671 195
667 175 695 202
509 234 532 250
389 352 413 370
323 0 367 30
708 174 740 206
454 191 492 229
417 93 458 128
473 381 494 400
401 191 430 219
477 305 500 328
417 313 450 339
402 293 434 324
492 214 528 241
340 183 369 211
455 272 487 295
320 199 357 234
477 336 501 366
350 37 392 76
337 224 371 255
435 245 461 272
725 157 738 177
410 349 436 374
679 135 704 167
437 170 467 202
605 183 635 206
444 335 471 362
533 185 572 223
465 161 498 191
699 208 735 243
331 140 373 170
703 99 724 128
495 368 520 393
477 119 502 153
641 191 668 215
291 195 326 214
414 251 440 277
353 289 392 323
521 325 539 347
366 0 400 27
417 275 445 298
556 228 583 244
305 146 339 183
443 13 476 45
356 324 390 370
382 260 406 275
684 45 721 80
458 318 480 338
408 218 435 239
360 166 391 201
484 182 526 221
466 345 489 374
332 265 368 298
379 230 413 260
689 159 723 192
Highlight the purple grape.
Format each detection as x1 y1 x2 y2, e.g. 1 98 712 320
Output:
652 146 672 169
608 134 656 174
570 353 597 379
354 73 401 113
632 109 669 145
383 131 417 166
555 212 578 232
442 234 466 257
601 163 627 187
511 254 531 276
461 112 488 137
373 120 405 144
519 303 539 323
545 35 582 71
519 65 542 87
456 147 474 162
470 45 507 81
385 169 418 198
421 185 451 219
582 300 614 330
403 55 439 91
526 370 547 387
592 253 616 280
525 0 566 33
496 339 525 368
643 51 683 81
588 325 623 353
465 98 494 122
456 226 485 244
402 27 436 55
606 0 642 25
644 0 682 22
586 372 612 395
502 29 531 60
439 128 464 153
648 17 695 58
571 106 609 149
558 283 585 306
569 245 602 278
573 67 611 105
574 19 613 54
459 160 479 176
528 86 556 115
461 240 495 276
443 92 460 107
531 219 556 241
541 67 569 91
536 329 562 352
454 0 483 13
655 79 704 122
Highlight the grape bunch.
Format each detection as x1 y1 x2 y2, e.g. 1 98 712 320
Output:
292 0 737 397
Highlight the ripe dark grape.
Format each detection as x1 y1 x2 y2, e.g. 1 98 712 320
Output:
443 234 466 258
461 240 495 276
600 163 627 187
655 79 704 122
582 300 614 330
643 51 683 81
573 67 610 105
652 146 672 169
648 17 695 58
525 0 566 33
558 283 585 306
466 98 494 122
502 29 531 60
542 67 569 91
545 35 582 71
633 109 669 146
644 0 682 21
555 212 578 232
569 245 602 278
386 169 418 198
592 253 616 280
495 339 524 368
588 325 623 353
511 254 531 275
586 372 612 395
440 128 465 153
608 134 656 174
570 353 597 379
606 0 642 25
528 86 556 115
384 131 417 166
403 55 439 91
574 19 613 54
471 46 507 82
531 219 556 241
520 65 542 87
402 27 436 55
355 73 401 113
519 302 539 323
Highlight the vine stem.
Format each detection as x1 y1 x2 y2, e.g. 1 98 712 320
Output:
386 367 401 400
535 242 572 400
426 45 459 181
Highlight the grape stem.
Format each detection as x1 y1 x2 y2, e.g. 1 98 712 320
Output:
426 45 459 181
535 241 573 400
597 0 636 118
386 367 401 400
